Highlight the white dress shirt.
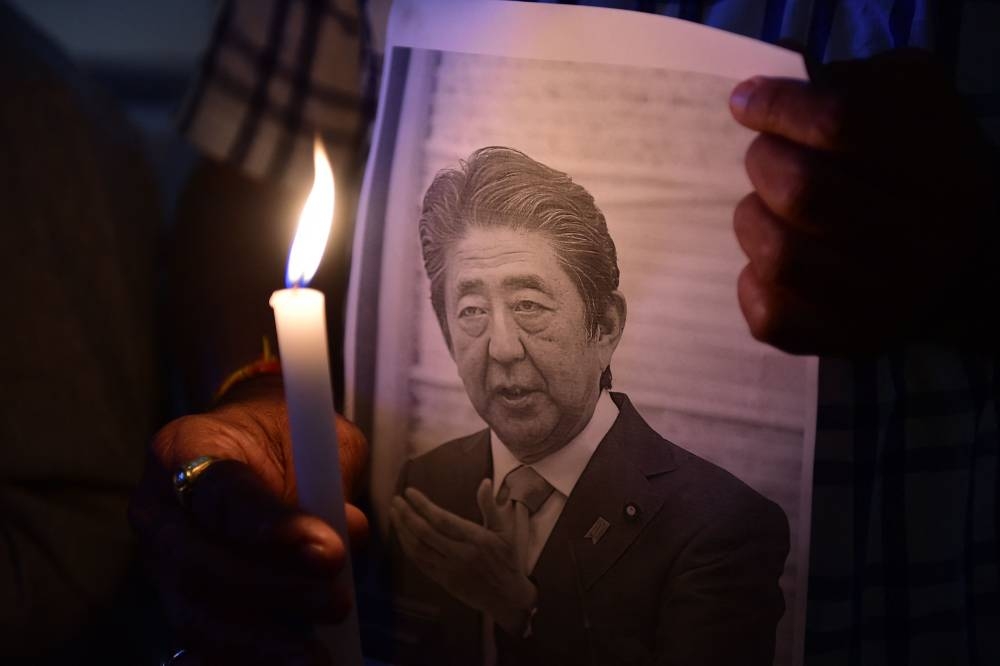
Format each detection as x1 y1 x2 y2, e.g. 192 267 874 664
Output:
489 390 620 572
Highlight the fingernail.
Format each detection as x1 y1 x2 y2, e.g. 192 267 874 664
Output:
300 541 335 570
730 77 761 114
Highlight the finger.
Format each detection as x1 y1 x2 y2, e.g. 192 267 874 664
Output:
188 460 345 560
733 193 857 289
150 412 287 493
390 502 451 569
132 455 347 583
475 481 516 540
730 77 852 151
743 134 870 228
131 467 347 596
736 263 890 354
149 505 351 622
345 502 369 550
476 479 501 530
403 487 483 542
737 264 828 353
391 495 457 557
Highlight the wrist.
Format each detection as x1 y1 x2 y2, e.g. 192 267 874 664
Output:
493 581 538 637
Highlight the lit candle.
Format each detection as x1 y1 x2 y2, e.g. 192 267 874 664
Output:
269 138 363 665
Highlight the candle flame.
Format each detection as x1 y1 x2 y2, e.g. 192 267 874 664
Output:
286 138 335 287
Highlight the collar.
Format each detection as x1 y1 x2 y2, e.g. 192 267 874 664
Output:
491 390 620 498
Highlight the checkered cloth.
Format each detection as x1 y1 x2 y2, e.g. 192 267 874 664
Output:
177 0 377 184
180 1 999 663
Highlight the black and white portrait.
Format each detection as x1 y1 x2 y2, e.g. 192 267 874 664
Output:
345 4 815 665
385 145 790 665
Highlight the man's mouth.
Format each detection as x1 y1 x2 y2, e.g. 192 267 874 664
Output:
493 386 539 408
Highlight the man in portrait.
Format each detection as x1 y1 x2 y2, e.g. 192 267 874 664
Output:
389 146 790 666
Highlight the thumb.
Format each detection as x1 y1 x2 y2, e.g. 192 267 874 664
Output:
478 477 517 534
477 478 516 537
477 478 499 530
729 76 851 151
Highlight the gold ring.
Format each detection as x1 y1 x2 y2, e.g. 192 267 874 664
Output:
172 455 219 508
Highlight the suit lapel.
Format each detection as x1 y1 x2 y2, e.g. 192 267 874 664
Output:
436 429 493 522
532 393 676 590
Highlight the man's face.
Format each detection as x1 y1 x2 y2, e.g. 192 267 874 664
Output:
443 227 614 462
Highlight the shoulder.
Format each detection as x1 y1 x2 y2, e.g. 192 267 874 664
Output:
641 439 790 567
670 446 788 536
395 429 491 521
397 429 489 486
612 393 787 537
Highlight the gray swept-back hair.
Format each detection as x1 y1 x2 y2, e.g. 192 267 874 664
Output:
418 146 620 390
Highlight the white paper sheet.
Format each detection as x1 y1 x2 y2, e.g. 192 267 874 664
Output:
346 3 815 664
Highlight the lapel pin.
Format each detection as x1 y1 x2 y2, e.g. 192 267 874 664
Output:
584 517 611 544
623 502 640 522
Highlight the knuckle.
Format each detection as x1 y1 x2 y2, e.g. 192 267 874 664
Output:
738 267 785 344
733 193 764 249
746 136 817 222
757 227 790 283
774 148 813 219
747 301 783 345
150 418 182 460
733 195 792 284
757 82 785 130
733 192 758 227
152 414 211 466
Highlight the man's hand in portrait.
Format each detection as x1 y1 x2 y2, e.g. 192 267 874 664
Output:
730 50 999 354
391 480 538 636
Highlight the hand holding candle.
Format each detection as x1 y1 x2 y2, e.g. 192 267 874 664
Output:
131 134 368 662
271 138 365 665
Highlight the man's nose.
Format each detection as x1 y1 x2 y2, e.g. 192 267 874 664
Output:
488 311 525 364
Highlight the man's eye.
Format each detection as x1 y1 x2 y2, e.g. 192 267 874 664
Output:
459 306 487 318
513 300 543 314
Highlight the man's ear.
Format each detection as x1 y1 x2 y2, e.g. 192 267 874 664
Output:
597 291 626 353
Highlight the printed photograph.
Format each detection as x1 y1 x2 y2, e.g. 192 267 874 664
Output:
347 22 815 665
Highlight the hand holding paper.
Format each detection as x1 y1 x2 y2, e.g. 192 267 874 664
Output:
730 50 999 353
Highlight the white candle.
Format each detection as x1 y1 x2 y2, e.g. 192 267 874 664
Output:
269 139 363 665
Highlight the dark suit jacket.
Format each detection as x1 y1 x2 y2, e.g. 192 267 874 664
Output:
391 393 790 666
